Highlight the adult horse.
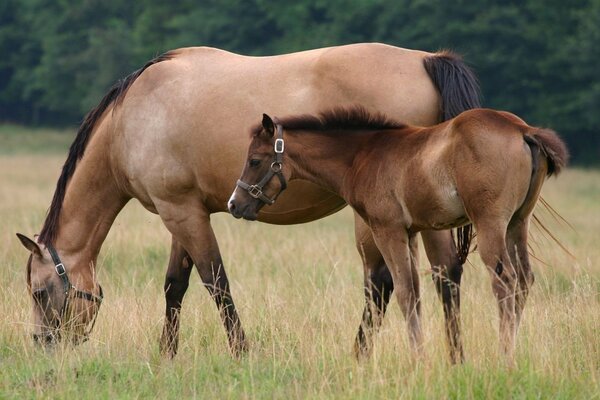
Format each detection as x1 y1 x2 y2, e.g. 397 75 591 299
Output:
229 107 567 361
16 43 479 361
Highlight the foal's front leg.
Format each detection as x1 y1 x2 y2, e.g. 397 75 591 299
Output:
371 225 423 355
353 215 394 358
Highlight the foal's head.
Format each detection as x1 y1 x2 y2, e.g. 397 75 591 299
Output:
17 233 102 345
228 114 290 220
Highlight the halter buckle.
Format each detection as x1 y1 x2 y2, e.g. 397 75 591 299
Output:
274 138 284 153
55 263 66 276
247 185 263 199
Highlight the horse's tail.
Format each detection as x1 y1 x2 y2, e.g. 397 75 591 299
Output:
423 50 481 264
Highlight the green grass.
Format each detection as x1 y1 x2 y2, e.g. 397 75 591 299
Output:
1 126 598 399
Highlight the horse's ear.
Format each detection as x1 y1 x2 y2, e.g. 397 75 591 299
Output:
16 233 42 256
262 114 275 138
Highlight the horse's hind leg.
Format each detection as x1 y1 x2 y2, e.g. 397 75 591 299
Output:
353 215 394 358
160 237 194 358
506 217 534 329
421 230 464 363
156 201 247 356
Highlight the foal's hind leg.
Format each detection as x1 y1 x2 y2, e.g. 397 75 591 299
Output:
160 237 194 358
506 217 534 329
421 230 464 363
476 222 518 361
156 201 247 356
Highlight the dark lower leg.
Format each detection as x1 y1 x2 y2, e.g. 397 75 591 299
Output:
432 262 463 363
422 230 464 363
197 259 247 356
160 238 194 357
354 261 394 357
353 214 394 358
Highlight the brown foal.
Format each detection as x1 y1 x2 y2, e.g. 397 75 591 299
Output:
229 106 568 361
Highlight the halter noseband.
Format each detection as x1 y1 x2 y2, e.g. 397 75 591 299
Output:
47 243 103 339
236 124 287 205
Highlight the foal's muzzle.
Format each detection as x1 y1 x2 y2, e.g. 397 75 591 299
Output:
227 198 258 220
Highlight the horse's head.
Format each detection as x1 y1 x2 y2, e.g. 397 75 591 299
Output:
228 114 289 220
16 233 103 345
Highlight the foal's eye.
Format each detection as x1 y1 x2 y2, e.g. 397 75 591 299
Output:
249 159 261 167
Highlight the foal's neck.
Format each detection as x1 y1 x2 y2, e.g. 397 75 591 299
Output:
285 129 375 196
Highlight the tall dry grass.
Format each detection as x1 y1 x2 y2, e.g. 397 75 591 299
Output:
0 149 598 398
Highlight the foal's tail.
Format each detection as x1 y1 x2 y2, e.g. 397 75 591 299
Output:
525 129 569 178
513 128 569 230
423 50 481 264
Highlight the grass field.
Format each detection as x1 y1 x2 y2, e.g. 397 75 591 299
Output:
0 126 598 399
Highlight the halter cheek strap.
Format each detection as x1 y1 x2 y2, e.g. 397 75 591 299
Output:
236 124 287 205
47 243 103 338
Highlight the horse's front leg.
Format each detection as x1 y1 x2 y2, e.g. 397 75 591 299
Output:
156 200 247 357
160 237 194 358
371 224 423 355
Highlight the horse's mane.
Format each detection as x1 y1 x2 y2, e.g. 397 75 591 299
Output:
38 51 175 245
251 106 406 137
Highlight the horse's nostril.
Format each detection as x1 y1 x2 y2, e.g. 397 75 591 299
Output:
228 201 236 211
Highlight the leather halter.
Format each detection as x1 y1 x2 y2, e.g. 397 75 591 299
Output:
236 124 287 205
47 243 103 338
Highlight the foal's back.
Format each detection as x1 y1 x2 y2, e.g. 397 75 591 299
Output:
367 109 544 231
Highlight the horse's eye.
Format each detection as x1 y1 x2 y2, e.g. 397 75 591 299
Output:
249 159 261 167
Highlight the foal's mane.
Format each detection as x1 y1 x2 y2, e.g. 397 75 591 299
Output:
38 51 175 245
251 106 406 137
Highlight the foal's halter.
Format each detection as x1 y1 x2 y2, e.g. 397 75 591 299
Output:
46 243 103 338
236 124 287 205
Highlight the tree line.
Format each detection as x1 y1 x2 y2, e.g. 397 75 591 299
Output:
1 0 598 163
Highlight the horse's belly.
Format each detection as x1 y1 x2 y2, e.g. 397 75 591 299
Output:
255 180 347 225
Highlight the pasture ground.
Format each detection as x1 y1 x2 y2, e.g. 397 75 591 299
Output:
0 126 598 399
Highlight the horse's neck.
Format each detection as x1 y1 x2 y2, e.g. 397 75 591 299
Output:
54 133 128 271
286 130 371 195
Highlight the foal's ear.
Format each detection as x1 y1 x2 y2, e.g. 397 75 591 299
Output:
262 114 275 138
16 233 42 257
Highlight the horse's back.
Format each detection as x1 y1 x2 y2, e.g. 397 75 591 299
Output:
110 43 442 218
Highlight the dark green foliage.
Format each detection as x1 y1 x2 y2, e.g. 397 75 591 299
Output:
0 0 597 163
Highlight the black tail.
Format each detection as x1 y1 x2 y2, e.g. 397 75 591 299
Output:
423 50 481 264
